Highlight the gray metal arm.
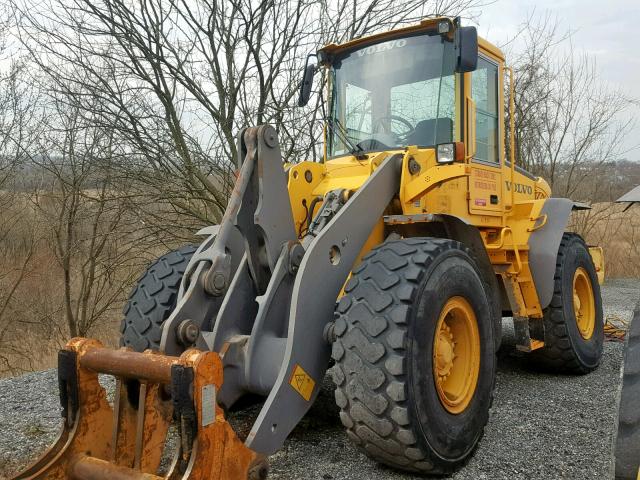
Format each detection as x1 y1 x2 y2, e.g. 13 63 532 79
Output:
159 123 401 457
246 153 401 454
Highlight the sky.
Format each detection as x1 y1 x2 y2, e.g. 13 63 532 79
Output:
473 0 640 160
2 0 639 160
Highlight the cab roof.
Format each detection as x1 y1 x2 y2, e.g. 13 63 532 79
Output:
319 17 504 63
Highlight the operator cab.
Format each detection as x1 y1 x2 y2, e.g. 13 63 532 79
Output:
299 17 479 161
296 17 547 222
327 30 456 156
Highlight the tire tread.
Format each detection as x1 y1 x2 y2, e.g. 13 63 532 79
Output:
614 305 640 479
330 238 493 474
120 245 196 351
532 233 603 373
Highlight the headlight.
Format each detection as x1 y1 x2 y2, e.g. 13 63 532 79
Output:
436 142 464 164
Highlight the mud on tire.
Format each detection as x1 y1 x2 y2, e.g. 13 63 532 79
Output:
330 237 496 474
120 245 196 352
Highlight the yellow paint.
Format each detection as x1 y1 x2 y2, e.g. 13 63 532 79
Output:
282 16 605 331
468 164 502 215
289 364 316 401
589 247 605 285
403 163 468 204
287 162 325 238
465 97 477 159
433 296 480 414
573 267 596 340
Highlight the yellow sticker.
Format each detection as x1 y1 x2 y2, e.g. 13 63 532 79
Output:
289 364 316 401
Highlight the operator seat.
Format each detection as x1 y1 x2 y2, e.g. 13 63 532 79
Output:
405 117 453 147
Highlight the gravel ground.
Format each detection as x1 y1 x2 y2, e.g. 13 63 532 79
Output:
0 279 637 480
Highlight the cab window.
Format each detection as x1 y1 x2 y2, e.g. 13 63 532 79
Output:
472 57 499 163
344 83 373 137
328 33 456 157
389 75 455 142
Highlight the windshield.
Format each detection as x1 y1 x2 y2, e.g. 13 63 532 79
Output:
328 32 457 157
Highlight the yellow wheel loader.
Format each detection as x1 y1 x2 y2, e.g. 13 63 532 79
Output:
12 16 605 479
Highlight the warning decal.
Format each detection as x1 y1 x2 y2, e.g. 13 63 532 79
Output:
289 364 316 401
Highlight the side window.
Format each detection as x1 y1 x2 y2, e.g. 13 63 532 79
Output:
471 57 499 163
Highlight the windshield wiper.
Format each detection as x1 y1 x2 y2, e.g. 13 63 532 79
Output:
327 117 364 156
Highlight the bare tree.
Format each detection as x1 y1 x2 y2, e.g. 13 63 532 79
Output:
506 14 635 201
0 8 44 371
2 1 495 372
0 73 154 371
27 93 153 338
13 0 485 233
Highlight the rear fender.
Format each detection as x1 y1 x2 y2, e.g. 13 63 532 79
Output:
528 198 588 309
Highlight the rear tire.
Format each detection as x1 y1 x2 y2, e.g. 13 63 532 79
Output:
531 233 603 373
120 245 197 351
614 305 640 479
330 238 496 474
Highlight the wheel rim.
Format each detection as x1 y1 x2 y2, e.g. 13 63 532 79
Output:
573 267 595 340
433 296 480 414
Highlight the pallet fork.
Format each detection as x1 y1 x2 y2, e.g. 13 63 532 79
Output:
13 338 267 480
12 124 399 479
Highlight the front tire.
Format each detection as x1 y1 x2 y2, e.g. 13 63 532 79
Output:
120 245 197 351
531 233 603 373
330 238 496 474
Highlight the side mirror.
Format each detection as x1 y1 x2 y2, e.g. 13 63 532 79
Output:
456 26 478 73
297 54 317 107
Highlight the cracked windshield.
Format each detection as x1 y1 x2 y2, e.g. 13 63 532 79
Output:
329 32 456 157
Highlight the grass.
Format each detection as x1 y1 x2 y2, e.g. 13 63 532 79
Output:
0 196 638 377
570 202 640 278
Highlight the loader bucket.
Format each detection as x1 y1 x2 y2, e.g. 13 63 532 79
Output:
11 338 267 480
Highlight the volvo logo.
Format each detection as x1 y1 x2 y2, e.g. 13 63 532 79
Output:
505 181 533 195
356 39 407 57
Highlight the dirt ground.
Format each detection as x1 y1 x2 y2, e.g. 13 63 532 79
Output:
0 279 638 480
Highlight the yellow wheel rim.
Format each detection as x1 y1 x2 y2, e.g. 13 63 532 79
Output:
433 296 480 415
573 267 595 340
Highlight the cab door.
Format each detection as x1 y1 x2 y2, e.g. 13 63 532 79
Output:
468 56 503 216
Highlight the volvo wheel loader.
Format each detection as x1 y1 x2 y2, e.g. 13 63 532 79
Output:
12 16 605 479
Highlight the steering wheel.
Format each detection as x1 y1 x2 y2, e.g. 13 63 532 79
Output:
372 115 414 138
